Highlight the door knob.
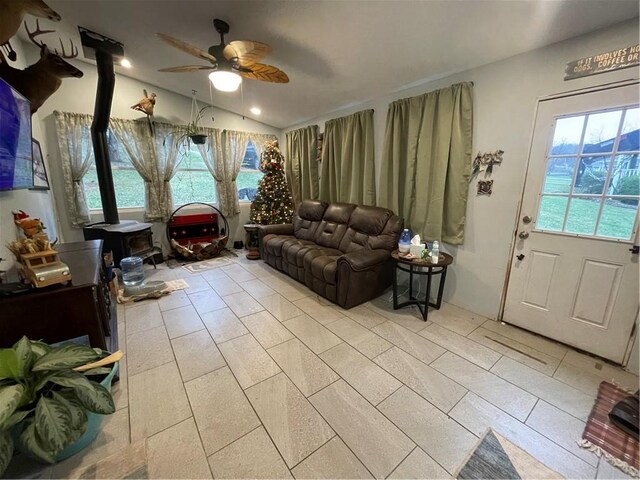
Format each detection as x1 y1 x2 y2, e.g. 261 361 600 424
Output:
518 231 529 239
516 254 525 261
630 245 639 255
522 215 533 224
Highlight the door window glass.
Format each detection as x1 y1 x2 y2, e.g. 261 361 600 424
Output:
536 106 639 240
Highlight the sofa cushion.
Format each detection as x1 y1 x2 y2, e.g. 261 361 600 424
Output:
303 247 342 285
314 203 355 250
339 205 399 253
282 238 319 267
263 234 293 257
293 200 327 241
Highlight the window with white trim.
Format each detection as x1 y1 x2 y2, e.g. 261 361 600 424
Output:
237 140 263 202
536 106 639 240
171 146 217 206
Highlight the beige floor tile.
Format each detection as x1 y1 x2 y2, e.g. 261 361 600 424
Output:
208 427 292 479
553 362 604 396
222 264 256 282
185 367 260 455
481 320 568 359
283 314 343 354
125 301 164 335
162 304 206 339
189 289 227 315
491 357 595 421
366 296 428 333
201 307 249 344
561 350 639 391
294 297 345 325
240 278 277 299
427 302 486 336
374 347 467 413
419 323 501 369
207 273 245 296
246 373 335 468
51 407 131 477
182 275 212 295
158 290 192 312
241 310 294 348
467 327 560 376
259 294 304 322
380 387 479 474
372 321 446 364
292 437 372 479
596 457 635 479
172 329 226 381
388 448 450 479
342 305 388 329
218 334 281 388
147 418 212 479
431 352 537 421
310 380 414 479
112 355 128 411
320 343 401 405
223 291 265 317
267 338 340 396
129 362 192 441
325 318 392 359
241 261 274 278
127 325 174 376
200 267 230 282
450 393 595 479
65 441 147 479
525 400 596 466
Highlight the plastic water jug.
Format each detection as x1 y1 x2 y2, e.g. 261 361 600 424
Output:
398 228 412 253
120 256 145 287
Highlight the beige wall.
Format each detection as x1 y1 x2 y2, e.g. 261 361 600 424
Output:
285 19 640 321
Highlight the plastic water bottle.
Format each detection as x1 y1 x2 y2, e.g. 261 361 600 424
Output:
431 241 440 263
398 228 412 253
120 256 145 287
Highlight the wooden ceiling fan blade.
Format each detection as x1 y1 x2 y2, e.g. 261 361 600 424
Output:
156 33 216 63
158 65 216 73
240 63 289 83
223 40 271 67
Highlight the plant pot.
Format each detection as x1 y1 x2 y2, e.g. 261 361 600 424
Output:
13 361 119 462
189 134 207 145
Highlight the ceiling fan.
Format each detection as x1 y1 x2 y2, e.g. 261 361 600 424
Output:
156 18 289 92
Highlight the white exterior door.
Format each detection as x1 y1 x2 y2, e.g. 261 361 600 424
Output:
504 83 639 363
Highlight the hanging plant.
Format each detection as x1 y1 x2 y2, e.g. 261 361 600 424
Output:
175 91 213 146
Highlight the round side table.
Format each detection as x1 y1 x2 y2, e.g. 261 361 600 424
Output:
243 224 261 260
391 249 453 322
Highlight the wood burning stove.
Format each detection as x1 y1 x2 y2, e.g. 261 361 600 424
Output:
83 221 154 267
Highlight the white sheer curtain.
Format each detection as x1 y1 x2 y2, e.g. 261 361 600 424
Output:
153 123 182 221
54 111 94 226
222 130 251 216
196 127 226 212
249 132 278 163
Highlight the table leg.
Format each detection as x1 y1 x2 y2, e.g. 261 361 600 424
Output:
409 264 414 300
434 267 447 309
423 267 432 322
392 263 399 309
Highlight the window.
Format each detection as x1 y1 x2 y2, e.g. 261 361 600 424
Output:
536 106 639 240
171 146 217 206
83 131 145 209
237 140 263 202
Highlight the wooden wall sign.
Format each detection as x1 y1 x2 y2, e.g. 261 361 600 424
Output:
565 44 639 80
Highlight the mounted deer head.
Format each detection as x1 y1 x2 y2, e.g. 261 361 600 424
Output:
0 20 83 114
0 0 61 59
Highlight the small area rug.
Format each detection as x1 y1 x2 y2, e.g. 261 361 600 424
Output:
117 279 189 304
454 429 563 479
165 249 237 272
580 381 639 477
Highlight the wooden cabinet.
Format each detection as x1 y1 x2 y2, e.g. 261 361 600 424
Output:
0 240 118 351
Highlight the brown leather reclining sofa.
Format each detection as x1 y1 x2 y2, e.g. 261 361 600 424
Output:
258 200 403 309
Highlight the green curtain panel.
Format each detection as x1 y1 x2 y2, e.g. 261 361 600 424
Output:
319 109 376 205
379 82 473 244
285 125 319 204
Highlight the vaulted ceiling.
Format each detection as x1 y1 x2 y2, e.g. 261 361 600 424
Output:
19 0 640 128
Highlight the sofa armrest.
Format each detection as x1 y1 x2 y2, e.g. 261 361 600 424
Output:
338 249 391 272
257 223 294 240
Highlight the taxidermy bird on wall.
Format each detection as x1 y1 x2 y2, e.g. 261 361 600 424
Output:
0 21 83 114
131 89 157 116
0 0 61 61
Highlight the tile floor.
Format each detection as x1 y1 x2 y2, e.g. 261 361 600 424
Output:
6 253 639 480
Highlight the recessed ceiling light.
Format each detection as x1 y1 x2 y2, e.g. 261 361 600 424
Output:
120 58 132 68
250 107 261 115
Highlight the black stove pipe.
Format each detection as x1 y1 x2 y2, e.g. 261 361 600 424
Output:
90 49 119 224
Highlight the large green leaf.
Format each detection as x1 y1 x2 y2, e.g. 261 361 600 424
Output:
49 370 94 390
29 341 51 359
19 420 55 464
75 382 115 415
35 397 73 451
13 337 34 379
0 384 25 427
32 344 100 372
0 430 13 477
0 409 30 430
83 367 112 376
0 350 20 380
51 392 86 441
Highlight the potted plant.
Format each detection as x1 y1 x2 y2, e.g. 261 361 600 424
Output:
180 106 210 145
0 337 121 476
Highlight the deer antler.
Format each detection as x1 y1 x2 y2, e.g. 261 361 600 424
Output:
54 38 78 59
24 20 55 49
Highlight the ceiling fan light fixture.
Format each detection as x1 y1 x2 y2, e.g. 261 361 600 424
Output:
209 70 242 92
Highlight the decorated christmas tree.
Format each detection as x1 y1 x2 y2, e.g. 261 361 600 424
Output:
249 141 295 224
